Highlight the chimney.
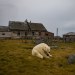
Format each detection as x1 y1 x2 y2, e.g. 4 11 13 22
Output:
30 21 31 25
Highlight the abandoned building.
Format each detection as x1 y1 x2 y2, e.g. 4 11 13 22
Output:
63 32 75 42
0 20 54 39
0 26 11 39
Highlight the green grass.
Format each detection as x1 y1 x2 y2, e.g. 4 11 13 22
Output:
0 40 75 75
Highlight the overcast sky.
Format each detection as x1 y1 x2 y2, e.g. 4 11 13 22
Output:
0 0 75 36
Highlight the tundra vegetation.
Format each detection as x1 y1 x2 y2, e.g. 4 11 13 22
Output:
0 40 75 75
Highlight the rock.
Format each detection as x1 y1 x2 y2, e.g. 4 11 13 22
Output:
68 54 75 64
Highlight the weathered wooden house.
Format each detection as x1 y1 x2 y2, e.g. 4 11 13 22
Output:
0 20 54 39
63 32 75 42
0 26 11 39
9 20 54 39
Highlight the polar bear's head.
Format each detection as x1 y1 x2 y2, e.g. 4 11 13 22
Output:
43 45 52 57
44 45 50 52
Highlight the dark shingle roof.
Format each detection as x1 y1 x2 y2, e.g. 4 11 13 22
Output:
9 21 47 31
29 23 47 31
0 26 9 32
64 32 75 35
9 21 29 30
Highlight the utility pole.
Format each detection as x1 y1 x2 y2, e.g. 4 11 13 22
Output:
56 28 58 37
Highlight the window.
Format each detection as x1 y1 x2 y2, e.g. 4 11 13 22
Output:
39 32 41 35
32 32 34 35
17 32 20 36
2 33 5 35
25 32 27 36
45 33 48 36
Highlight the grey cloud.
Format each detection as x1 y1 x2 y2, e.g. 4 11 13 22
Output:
0 0 75 36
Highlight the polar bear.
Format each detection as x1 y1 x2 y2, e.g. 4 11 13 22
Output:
32 43 52 59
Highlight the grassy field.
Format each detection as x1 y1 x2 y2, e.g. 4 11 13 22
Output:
0 40 75 75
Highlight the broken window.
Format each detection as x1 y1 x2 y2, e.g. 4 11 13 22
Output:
25 32 27 36
17 32 20 36
32 32 34 35
2 33 5 35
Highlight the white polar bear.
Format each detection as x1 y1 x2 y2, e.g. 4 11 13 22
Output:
32 43 52 59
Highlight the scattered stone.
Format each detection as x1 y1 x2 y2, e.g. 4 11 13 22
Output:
68 54 75 64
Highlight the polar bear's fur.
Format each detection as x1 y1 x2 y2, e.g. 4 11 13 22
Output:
32 43 52 59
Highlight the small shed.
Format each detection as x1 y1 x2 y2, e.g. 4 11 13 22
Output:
63 32 75 42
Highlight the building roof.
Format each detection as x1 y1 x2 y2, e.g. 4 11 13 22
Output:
45 31 54 34
29 23 47 31
9 21 29 30
9 21 47 31
63 32 75 36
0 26 9 32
